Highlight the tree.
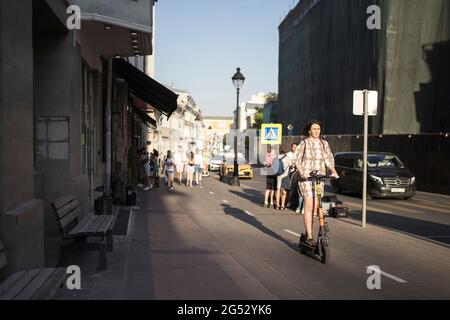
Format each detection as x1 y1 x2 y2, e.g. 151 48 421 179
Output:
252 108 264 130
265 92 278 103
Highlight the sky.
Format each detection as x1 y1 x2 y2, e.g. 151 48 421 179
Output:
154 0 299 117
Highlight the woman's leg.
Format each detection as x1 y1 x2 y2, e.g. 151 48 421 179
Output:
270 190 275 205
275 189 281 208
264 190 270 205
188 172 193 186
281 189 287 208
169 174 174 188
303 196 314 240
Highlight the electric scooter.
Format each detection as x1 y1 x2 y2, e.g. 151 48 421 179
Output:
298 171 336 264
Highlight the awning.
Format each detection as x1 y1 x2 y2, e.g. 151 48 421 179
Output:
129 98 157 129
114 59 178 117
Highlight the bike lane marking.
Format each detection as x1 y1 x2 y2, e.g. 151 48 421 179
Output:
284 229 301 238
366 266 408 283
244 210 255 217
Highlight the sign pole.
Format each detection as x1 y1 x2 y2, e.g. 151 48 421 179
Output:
362 89 369 228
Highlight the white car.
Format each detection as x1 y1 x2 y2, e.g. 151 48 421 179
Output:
209 155 225 171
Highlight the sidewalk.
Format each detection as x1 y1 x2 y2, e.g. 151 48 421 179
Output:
54 179 450 300
55 184 278 300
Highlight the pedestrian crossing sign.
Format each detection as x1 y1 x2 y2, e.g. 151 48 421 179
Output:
261 124 282 145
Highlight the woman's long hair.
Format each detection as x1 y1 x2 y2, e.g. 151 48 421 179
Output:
302 120 323 137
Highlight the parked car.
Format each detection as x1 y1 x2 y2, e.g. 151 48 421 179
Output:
209 155 225 171
331 152 416 199
219 156 253 180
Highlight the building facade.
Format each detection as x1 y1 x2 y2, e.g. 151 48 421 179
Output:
233 92 266 131
203 117 234 155
155 89 204 157
278 0 450 135
0 0 177 277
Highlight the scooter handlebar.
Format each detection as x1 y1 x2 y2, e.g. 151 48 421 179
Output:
309 171 339 180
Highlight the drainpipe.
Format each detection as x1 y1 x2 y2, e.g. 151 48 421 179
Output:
104 59 113 214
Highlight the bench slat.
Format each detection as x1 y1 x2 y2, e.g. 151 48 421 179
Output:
58 207 81 230
14 268 55 300
68 215 95 236
52 195 77 211
0 269 40 300
32 267 68 300
0 271 26 296
54 199 81 220
85 216 108 235
97 216 115 235
78 215 102 235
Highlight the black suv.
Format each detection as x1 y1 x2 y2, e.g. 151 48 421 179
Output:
331 152 416 199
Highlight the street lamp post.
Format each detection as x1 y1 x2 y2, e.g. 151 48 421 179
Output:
231 67 245 186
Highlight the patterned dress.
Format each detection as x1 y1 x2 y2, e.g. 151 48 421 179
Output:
294 138 335 198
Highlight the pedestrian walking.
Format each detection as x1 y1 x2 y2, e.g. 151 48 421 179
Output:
194 149 204 187
143 152 153 191
186 151 195 187
151 151 160 188
173 145 186 185
275 145 292 210
286 143 300 211
263 145 277 208
164 150 176 191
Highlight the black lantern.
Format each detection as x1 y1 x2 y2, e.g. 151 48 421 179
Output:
230 67 245 186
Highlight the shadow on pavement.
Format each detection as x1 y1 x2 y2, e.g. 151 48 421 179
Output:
348 210 450 246
220 204 301 253
228 189 263 207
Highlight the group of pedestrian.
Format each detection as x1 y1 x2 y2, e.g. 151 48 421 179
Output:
140 146 209 192
263 143 299 211
141 149 160 191
171 146 208 189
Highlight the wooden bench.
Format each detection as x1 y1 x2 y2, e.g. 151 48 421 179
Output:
51 196 116 270
0 240 67 300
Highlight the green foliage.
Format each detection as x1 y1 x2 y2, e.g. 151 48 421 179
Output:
265 92 278 103
252 109 264 130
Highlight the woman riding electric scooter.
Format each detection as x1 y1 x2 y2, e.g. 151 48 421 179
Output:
295 120 339 261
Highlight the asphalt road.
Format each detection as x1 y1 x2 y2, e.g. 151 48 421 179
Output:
240 170 450 246
149 171 450 299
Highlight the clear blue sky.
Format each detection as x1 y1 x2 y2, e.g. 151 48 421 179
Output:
154 0 298 117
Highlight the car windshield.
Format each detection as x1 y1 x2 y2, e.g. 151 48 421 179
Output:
225 157 247 165
212 156 224 162
364 154 405 168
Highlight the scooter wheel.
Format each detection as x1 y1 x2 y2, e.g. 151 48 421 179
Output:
320 242 330 264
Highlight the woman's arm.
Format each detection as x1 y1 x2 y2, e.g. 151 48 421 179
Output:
295 141 306 177
324 141 338 177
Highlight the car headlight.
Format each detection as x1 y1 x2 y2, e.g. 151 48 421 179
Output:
370 175 384 184
411 177 416 184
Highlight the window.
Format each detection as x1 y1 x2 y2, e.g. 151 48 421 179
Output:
35 117 70 160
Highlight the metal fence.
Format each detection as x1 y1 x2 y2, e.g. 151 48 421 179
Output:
282 133 450 195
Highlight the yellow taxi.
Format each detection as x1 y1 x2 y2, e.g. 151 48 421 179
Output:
219 155 253 180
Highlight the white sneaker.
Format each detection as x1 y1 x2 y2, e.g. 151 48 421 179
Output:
143 187 149 191
295 208 301 214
